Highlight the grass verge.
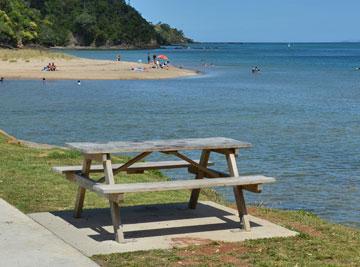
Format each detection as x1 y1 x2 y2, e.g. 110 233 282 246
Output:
0 131 358 266
0 48 73 62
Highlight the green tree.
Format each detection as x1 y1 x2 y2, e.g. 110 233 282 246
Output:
0 0 42 47
155 22 193 45
0 10 17 46
73 12 97 46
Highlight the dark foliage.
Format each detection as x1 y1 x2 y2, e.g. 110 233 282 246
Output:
0 0 191 48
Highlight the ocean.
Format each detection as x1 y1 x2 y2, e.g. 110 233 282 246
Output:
0 43 359 227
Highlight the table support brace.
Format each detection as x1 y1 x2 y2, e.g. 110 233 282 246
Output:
188 150 210 209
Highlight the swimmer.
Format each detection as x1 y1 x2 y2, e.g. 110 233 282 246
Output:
252 66 260 73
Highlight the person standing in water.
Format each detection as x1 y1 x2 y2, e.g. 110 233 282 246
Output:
147 53 151 64
116 54 121 61
252 66 260 73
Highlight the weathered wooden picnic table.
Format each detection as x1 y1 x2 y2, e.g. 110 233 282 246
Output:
53 137 275 243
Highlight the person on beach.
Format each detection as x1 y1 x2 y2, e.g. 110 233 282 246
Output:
116 54 121 61
42 63 52 71
153 54 157 64
51 62 56 71
147 53 151 64
163 61 170 69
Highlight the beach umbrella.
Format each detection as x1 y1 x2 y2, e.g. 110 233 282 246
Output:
157 55 169 60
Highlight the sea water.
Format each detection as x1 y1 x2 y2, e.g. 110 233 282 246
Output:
0 43 359 227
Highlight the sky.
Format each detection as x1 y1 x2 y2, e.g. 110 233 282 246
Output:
131 0 360 43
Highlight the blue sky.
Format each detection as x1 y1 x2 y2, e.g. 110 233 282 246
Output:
131 0 359 42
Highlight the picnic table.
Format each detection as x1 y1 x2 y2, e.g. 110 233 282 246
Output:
53 137 275 243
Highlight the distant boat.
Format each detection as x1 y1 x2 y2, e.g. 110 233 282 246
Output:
287 43 291 48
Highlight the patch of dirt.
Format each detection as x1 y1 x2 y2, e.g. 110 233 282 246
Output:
175 241 250 267
247 207 258 214
171 237 213 248
6 138 22 145
289 222 322 237
222 255 249 267
244 205 322 238
202 242 249 255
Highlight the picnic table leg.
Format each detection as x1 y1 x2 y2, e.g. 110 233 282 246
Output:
226 152 251 231
74 158 92 218
103 153 125 243
188 150 210 209
110 201 124 243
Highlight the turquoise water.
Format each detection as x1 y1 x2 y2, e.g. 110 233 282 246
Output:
0 43 359 227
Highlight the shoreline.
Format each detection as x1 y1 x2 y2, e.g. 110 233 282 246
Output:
0 50 198 81
0 129 65 149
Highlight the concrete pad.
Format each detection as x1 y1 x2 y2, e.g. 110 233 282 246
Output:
29 201 297 256
0 198 98 267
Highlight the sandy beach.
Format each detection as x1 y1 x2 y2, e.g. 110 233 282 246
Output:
0 57 197 80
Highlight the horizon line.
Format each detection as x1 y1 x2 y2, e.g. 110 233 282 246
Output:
186 41 360 44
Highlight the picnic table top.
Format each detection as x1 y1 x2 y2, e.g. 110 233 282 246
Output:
66 137 251 154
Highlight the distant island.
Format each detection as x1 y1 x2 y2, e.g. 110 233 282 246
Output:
0 0 193 49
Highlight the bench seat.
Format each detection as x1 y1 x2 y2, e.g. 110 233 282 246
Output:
93 175 275 195
53 160 213 174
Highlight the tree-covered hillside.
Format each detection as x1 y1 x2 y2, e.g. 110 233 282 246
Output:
0 0 41 47
155 23 193 45
0 0 192 48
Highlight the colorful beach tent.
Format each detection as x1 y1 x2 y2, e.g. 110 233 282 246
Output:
157 55 169 60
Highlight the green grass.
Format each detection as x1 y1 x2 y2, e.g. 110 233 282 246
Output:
0 48 73 62
0 131 359 266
